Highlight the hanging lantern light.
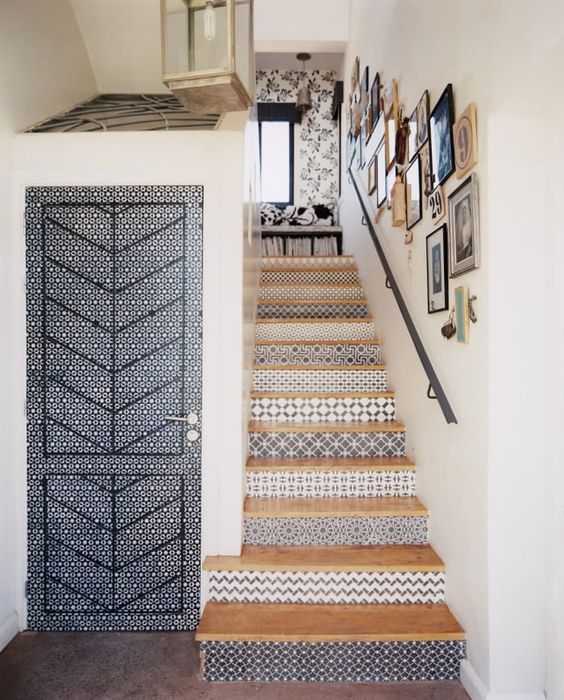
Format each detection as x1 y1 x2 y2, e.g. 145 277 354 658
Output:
161 0 254 114
295 53 312 115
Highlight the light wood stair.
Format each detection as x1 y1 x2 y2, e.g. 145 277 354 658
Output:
197 254 465 683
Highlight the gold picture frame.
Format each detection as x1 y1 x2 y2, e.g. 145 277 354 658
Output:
453 102 478 179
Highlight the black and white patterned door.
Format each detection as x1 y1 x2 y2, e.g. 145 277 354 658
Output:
25 186 203 631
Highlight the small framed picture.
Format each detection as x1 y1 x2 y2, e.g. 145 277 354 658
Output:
372 111 385 147
405 156 422 229
407 107 417 161
419 142 432 203
385 109 396 171
415 90 430 151
448 173 480 276
376 141 387 208
429 185 446 223
359 120 366 168
455 285 469 342
386 169 395 210
429 84 455 188
370 73 381 131
426 224 449 313
368 155 377 195
360 66 369 113
453 102 478 179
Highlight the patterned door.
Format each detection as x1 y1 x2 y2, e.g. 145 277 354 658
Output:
25 186 203 631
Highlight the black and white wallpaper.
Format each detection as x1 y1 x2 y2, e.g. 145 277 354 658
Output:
256 70 339 210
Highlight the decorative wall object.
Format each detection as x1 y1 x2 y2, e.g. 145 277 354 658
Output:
419 142 433 205
383 80 399 171
386 169 395 210
369 73 381 132
414 90 430 151
256 70 339 209
453 102 478 179
376 141 387 208
360 66 369 112
429 186 446 223
372 111 385 146
395 116 410 172
408 107 417 161
426 224 449 313
368 155 377 194
391 176 406 227
351 56 360 94
405 155 422 229
455 286 469 342
448 173 480 276
429 84 455 188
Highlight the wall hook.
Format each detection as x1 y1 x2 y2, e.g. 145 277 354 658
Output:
385 277 392 289
468 295 478 324
427 382 437 400
361 215 368 226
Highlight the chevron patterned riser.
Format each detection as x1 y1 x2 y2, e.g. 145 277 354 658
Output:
207 570 445 604
254 343 380 366
250 396 395 423
263 257 355 269
252 369 387 393
260 286 365 301
243 515 428 546
246 470 415 498
256 321 374 342
256 303 368 319
261 271 360 284
248 431 406 458
200 640 466 682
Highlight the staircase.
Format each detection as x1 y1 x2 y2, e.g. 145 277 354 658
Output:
196 254 466 683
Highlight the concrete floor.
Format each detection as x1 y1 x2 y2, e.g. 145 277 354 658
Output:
0 631 470 700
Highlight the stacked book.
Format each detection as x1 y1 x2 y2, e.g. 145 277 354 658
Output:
261 236 285 256
313 236 338 256
286 237 313 256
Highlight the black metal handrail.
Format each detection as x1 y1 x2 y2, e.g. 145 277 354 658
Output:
348 167 458 425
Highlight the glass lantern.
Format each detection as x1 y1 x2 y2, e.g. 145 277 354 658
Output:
161 0 254 114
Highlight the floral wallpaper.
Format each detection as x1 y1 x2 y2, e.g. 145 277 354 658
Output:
256 70 339 210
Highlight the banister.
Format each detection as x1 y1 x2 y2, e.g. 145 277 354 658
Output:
347 167 458 425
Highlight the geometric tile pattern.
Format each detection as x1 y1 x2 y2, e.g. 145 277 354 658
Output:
254 342 380 366
245 469 415 498
261 270 360 285
252 369 387 393
259 285 365 301
243 515 428 546
200 640 466 682
207 570 444 604
262 257 354 269
255 321 375 342
250 395 396 423
26 185 203 631
248 430 406 458
257 303 368 319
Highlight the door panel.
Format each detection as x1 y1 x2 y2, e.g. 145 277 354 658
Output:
26 186 203 630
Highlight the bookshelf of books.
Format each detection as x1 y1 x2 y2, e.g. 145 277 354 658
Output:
261 225 343 257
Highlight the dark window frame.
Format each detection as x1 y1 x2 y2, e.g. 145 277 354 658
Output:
258 106 296 208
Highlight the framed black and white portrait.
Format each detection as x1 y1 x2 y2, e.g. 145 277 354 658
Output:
426 224 449 313
429 84 455 188
369 73 381 132
415 90 430 151
376 140 387 208
448 173 480 276
405 155 422 230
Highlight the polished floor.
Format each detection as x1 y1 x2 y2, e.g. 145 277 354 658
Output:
0 631 470 700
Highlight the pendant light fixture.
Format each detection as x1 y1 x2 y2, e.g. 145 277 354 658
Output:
203 1 216 42
296 52 312 115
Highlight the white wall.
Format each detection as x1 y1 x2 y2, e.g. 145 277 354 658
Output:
343 0 563 697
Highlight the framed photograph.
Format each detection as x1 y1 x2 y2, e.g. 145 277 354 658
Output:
405 156 422 230
359 120 366 168
360 66 369 113
367 155 377 194
372 111 385 147
407 107 417 161
448 173 480 276
369 73 381 131
453 102 478 179
376 141 387 208
419 142 432 204
385 109 396 171
455 285 469 342
429 84 455 189
426 224 449 313
415 90 430 151
386 169 395 210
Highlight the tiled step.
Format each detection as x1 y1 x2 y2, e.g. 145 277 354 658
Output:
255 318 375 342
262 256 356 269
259 284 365 302
248 421 406 459
254 339 381 366
197 603 465 682
256 301 369 319
204 545 445 604
243 496 427 546
261 269 360 284
252 366 387 393
250 391 396 423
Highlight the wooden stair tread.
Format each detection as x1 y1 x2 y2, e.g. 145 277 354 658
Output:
256 317 373 325
254 339 380 345
196 602 464 642
203 544 444 572
253 364 385 371
244 496 427 518
246 456 415 472
248 420 405 433
250 391 394 398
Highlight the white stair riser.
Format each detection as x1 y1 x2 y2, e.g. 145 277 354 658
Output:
254 342 381 366
260 286 365 301
261 270 360 284
263 257 355 269
206 569 445 604
250 396 395 423
256 303 368 319
248 430 406 458
256 321 375 342
246 469 415 498
253 369 387 393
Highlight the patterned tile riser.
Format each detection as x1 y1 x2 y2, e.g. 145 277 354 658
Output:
256 321 375 342
254 343 380 366
200 640 466 682
206 570 445 604
262 257 355 269
256 303 368 319
246 469 415 498
250 396 394 423
253 369 387 393
243 516 428 546
259 286 365 301
261 270 360 284
248 431 406 459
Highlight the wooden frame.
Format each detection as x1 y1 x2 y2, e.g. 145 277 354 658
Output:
429 84 455 189
405 155 422 230
426 224 449 313
453 102 478 179
448 173 480 277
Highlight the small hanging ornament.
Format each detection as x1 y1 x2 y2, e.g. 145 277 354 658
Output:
391 175 406 227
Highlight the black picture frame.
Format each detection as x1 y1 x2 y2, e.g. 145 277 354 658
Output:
376 141 387 208
408 107 417 162
429 84 455 189
405 155 422 230
415 90 430 151
360 66 369 113
369 73 381 132
368 155 377 195
426 224 449 313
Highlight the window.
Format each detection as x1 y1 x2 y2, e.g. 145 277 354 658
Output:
259 121 294 206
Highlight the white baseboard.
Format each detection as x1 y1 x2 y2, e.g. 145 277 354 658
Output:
461 659 546 700
0 611 20 652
